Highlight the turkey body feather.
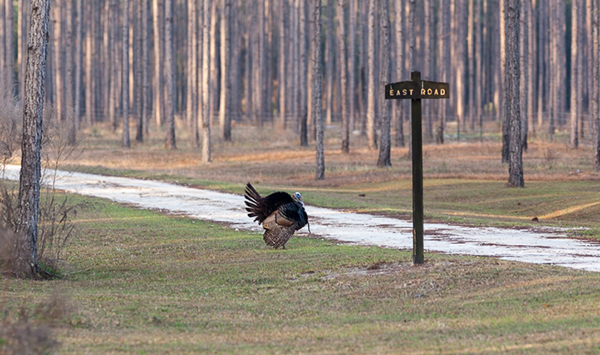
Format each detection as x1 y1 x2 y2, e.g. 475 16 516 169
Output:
244 183 309 249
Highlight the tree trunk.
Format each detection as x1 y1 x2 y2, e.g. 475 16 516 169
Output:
393 0 404 147
4 0 15 98
314 0 324 180
299 0 308 146
526 0 535 138
455 0 466 140
467 0 474 131
519 0 528 151
366 0 377 150
230 0 241 129
17 0 51 278
201 0 212 163
570 0 579 149
548 0 557 137
501 0 510 162
278 0 286 129
52 2 63 122
101 1 110 121
424 0 433 140
583 0 591 139
287 0 296 128
187 0 198 145
122 0 130 148
164 0 176 149
141 0 150 139
436 0 447 144
73 0 82 140
152 0 163 127
475 0 483 138
537 0 546 134
134 0 143 142
325 0 335 125
0 0 4 71
377 0 391 167
65 0 73 129
338 0 349 153
84 0 94 127
594 0 600 170
220 0 231 141
209 1 220 124
253 0 264 126
348 0 356 133
108 0 118 131
505 0 523 187
17 0 28 102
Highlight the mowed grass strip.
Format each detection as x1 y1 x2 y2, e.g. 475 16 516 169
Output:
3 195 600 354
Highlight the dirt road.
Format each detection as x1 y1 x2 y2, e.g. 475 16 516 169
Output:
5 165 600 272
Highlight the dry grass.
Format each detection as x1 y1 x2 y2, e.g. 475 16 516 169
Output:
61 121 600 189
1 197 597 354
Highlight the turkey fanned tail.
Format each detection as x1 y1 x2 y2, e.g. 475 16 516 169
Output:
243 182 309 249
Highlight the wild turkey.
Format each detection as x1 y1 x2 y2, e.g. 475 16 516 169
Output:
244 182 309 249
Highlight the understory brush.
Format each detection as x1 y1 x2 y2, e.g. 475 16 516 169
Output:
0 75 78 352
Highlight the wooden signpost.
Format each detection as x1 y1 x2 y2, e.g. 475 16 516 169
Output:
385 71 449 265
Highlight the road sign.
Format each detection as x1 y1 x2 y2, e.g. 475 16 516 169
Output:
385 72 450 265
386 80 449 100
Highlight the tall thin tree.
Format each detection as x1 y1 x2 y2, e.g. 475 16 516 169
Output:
201 0 212 163
141 0 151 139
436 0 447 144
325 0 335 125
122 0 130 148
505 0 523 187
164 0 176 149
52 2 63 122
17 0 51 278
348 0 356 133
72 0 82 141
299 0 308 146
377 0 391 167
186 0 198 145
84 0 94 127
220 0 232 140
4 0 15 97
314 0 324 180
152 0 163 127
393 0 404 147
108 0 118 131
0 0 4 71
337 0 349 153
65 0 73 128
519 0 528 151
570 0 579 149
366 0 377 150
594 0 600 170
134 0 143 142
278 0 287 129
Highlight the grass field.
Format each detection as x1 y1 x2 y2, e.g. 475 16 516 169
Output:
2 122 600 353
4 196 600 354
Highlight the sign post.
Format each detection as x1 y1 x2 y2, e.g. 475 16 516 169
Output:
385 71 449 265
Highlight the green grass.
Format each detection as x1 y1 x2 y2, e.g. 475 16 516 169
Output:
3 194 600 354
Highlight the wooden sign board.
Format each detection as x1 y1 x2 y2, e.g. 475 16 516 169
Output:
386 80 450 100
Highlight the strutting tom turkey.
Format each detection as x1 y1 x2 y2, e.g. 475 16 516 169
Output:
244 183 309 249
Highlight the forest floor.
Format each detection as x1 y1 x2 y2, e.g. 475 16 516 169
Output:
2 121 600 353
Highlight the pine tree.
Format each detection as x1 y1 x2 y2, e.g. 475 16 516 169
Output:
505 0 524 187
17 0 51 278
314 0 324 180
